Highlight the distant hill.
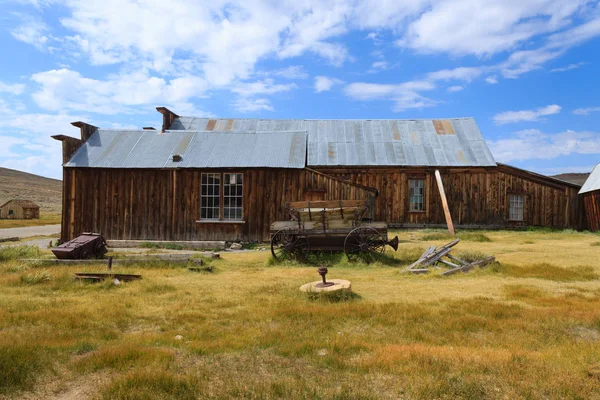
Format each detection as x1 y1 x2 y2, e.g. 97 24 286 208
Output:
550 172 590 186
0 167 62 213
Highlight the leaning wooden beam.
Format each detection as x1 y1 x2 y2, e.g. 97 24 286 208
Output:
441 256 496 276
435 169 455 236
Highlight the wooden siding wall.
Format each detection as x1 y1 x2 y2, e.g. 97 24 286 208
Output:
583 191 600 232
61 168 374 242
319 166 584 229
0 201 39 219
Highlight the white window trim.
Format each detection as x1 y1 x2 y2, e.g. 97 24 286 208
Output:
199 172 244 222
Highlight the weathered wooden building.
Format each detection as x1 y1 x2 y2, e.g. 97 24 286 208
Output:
580 163 600 231
54 108 585 242
0 199 40 219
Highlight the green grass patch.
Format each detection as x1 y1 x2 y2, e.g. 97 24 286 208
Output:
0 345 48 394
591 242 600 247
421 231 492 242
72 345 174 373
454 250 491 264
0 245 42 262
99 370 199 400
496 263 598 282
19 270 52 285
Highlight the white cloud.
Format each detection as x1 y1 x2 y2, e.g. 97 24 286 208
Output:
485 75 499 84
398 0 586 57
269 66 309 80
573 106 600 116
493 104 562 125
447 85 463 92
489 129 600 162
344 65 481 111
0 110 89 179
550 62 586 72
0 81 26 95
10 15 49 49
232 98 274 113
30 68 209 114
314 76 343 93
426 66 484 82
344 80 436 111
230 79 297 112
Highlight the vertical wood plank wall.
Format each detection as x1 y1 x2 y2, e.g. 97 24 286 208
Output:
582 191 600 232
320 166 583 229
61 168 375 242
61 165 584 242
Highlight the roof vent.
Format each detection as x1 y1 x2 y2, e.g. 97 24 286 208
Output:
143 127 156 130
172 154 183 162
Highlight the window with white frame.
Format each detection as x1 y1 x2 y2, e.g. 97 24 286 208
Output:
200 173 244 221
409 179 425 211
201 173 221 219
223 173 243 220
509 195 524 221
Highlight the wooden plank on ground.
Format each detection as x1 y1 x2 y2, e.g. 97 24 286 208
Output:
441 256 495 276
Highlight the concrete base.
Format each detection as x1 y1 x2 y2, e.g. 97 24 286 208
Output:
106 240 226 250
300 279 351 293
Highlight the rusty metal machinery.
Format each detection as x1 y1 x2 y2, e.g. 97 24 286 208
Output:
52 233 108 260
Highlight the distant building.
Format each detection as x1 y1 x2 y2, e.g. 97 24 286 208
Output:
53 107 585 243
0 199 40 219
579 164 600 231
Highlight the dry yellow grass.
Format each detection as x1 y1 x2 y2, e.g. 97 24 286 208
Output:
0 228 599 399
0 213 61 229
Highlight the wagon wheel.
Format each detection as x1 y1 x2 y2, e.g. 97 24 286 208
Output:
271 230 310 262
79 249 91 260
344 227 387 261
94 240 107 258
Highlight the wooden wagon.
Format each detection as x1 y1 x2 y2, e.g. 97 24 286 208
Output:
269 199 399 261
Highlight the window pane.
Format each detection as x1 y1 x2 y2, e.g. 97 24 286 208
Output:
509 195 524 221
201 173 220 220
223 173 243 220
409 179 425 211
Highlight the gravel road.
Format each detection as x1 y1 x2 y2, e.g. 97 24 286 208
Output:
0 224 61 240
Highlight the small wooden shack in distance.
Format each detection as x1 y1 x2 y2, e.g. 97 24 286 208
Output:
0 199 40 219
579 163 600 231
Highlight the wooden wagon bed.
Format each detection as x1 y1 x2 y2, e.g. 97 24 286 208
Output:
269 199 397 261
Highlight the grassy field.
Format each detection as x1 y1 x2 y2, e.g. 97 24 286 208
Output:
1 229 600 399
0 213 61 229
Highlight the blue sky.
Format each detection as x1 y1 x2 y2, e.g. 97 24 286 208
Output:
1 0 600 180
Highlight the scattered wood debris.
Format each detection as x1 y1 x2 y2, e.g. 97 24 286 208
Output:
402 239 495 275
74 273 141 282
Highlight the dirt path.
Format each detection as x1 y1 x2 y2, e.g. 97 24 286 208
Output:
0 224 61 240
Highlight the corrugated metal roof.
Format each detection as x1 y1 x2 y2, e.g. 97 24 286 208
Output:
170 117 496 167
65 130 307 169
579 163 600 194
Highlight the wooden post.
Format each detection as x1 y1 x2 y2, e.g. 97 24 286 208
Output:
435 170 455 236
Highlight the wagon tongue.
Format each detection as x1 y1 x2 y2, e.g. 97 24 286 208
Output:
388 236 399 251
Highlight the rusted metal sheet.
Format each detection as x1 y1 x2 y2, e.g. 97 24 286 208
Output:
433 119 455 135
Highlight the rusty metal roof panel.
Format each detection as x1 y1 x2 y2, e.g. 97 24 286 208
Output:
170 116 495 167
580 163 600 194
66 129 306 169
